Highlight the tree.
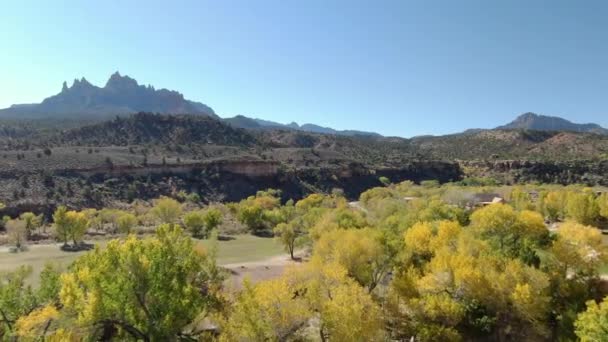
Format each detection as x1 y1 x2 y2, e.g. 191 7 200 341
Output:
575 297 608 342
222 261 383 342
53 207 89 246
470 204 549 263
66 211 88 245
596 192 608 220
221 278 311 341
19 212 42 238
186 192 201 203
297 261 384 341
5 219 27 251
549 221 607 279
183 211 206 237
273 221 302 260
542 191 567 222
151 197 182 224
236 189 281 234
13 263 62 340
313 228 392 292
509 187 534 211
59 225 224 341
202 208 222 232
565 191 599 225
52 206 70 245
0 266 37 338
14 305 59 339
237 204 267 233
379 176 391 186
116 212 137 234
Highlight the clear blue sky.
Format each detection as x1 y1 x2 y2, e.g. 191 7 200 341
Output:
1 0 607 137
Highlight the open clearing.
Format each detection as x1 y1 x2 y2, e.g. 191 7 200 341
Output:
0 234 285 286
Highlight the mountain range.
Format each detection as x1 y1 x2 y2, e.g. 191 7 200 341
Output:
223 115 381 137
1 73 607 137
0 72 216 119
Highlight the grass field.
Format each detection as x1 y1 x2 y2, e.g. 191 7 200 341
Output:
0 234 284 286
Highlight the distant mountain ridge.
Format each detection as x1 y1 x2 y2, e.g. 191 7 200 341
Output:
224 115 382 137
0 72 216 119
496 112 608 135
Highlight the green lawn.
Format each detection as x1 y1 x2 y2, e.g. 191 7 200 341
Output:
0 234 284 286
195 234 284 264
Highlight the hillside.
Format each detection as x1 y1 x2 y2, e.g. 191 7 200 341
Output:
3 114 608 164
55 112 254 147
496 112 608 134
411 129 608 160
0 72 216 119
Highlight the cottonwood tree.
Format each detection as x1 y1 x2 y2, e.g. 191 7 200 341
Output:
313 228 392 292
53 207 89 246
202 208 223 232
222 261 383 342
596 192 608 221
59 225 224 341
575 297 608 342
5 220 27 250
151 197 182 224
565 191 599 225
19 212 42 238
117 212 137 234
183 211 206 238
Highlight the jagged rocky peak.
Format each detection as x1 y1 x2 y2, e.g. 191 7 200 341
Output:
105 71 139 90
0 72 217 118
70 77 94 90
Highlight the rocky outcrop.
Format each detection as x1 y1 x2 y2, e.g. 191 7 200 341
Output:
0 160 462 216
460 160 608 185
0 72 216 119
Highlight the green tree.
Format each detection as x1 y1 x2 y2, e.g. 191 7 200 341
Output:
542 191 567 222
575 297 608 342
221 278 311 341
597 192 608 220
59 225 224 341
183 211 206 237
202 208 223 232
186 192 201 203
313 228 392 292
117 212 138 234
19 212 42 238
470 204 549 263
566 191 599 225
379 176 391 186
273 221 304 260
53 207 89 246
509 187 534 211
236 189 281 234
52 206 70 245
237 204 267 233
151 197 182 224
0 266 37 338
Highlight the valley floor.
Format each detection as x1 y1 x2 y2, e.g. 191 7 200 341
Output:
0 234 287 286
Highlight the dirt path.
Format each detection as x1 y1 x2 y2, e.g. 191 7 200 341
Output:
222 251 307 291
